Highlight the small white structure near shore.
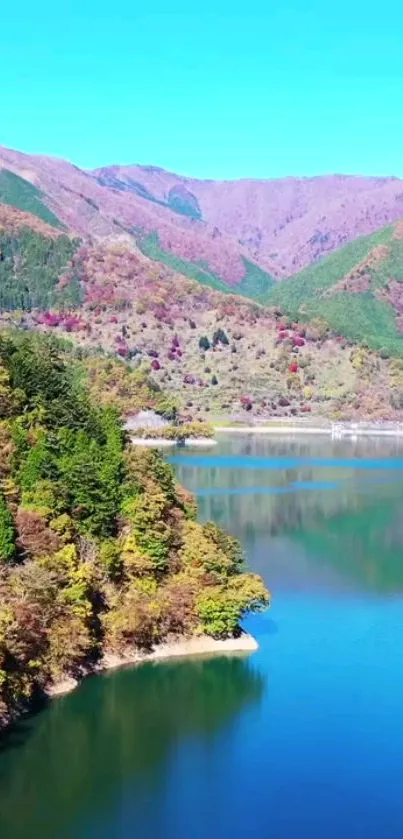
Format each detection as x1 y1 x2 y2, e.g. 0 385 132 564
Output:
124 411 217 447
331 421 403 439
124 410 170 433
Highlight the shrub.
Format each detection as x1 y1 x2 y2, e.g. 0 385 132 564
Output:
199 336 210 351
390 389 403 409
240 395 253 411
213 328 229 346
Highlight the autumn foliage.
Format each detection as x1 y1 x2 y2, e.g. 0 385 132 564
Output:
0 332 269 729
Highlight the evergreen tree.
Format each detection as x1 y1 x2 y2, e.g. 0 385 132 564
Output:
199 335 210 351
0 493 16 563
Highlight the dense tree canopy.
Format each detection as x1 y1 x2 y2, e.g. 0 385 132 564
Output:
0 332 269 729
0 227 81 311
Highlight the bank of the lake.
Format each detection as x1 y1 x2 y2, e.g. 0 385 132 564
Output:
214 420 403 438
46 631 258 697
131 437 218 447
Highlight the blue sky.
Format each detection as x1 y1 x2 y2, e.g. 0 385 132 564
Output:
1 0 402 178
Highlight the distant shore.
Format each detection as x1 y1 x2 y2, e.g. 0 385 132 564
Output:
130 424 403 443
215 422 403 439
215 425 330 435
47 631 258 698
130 437 218 447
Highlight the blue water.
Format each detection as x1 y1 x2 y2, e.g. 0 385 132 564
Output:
1 434 403 838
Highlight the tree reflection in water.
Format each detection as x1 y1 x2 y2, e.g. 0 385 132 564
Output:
0 656 264 839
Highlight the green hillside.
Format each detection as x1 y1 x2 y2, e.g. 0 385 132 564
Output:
266 224 403 356
0 226 81 310
237 258 275 300
0 169 64 229
137 232 274 303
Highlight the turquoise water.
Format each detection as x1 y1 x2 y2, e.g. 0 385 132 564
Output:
1 434 403 838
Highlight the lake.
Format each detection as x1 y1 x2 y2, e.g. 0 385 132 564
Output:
2 434 403 838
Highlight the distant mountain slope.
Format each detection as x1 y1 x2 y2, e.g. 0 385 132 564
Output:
137 233 275 302
0 202 399 422
0 145 280 291
266 222 403 356
2 142 403 381
3 145 403 295
0 168 64 229
94 164 403 273
0 201 63 238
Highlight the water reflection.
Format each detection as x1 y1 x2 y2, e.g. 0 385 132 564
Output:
170 435 403 594
0 657 264 839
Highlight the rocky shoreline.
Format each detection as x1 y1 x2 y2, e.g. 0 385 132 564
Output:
46 631 259 698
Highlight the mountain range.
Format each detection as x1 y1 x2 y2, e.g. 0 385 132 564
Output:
2 143 403 285
1 143 403 421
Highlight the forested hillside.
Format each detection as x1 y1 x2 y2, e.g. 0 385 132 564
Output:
0 201 400 421
267 222 403 357
0 169 64 230
0 332 269 729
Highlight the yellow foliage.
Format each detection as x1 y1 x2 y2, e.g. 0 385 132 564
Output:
49 514 75 543
53 543 78 572
121 532 155 576
180 520 234 579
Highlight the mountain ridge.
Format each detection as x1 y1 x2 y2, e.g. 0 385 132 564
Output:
2 143 403 286
93 162 403 274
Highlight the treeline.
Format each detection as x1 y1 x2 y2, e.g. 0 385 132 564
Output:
0 332 269 728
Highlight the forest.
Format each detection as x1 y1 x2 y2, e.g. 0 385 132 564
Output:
0 331 269 729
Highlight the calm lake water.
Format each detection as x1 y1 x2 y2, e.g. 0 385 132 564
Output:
2 434 403 838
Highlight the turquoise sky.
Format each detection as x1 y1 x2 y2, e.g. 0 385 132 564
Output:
1 0 402 177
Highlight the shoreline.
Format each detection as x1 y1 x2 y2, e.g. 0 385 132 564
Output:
130 426 403 444
215 425 330 435
46 631 258 698
214 424 403 439
130 437 218 447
